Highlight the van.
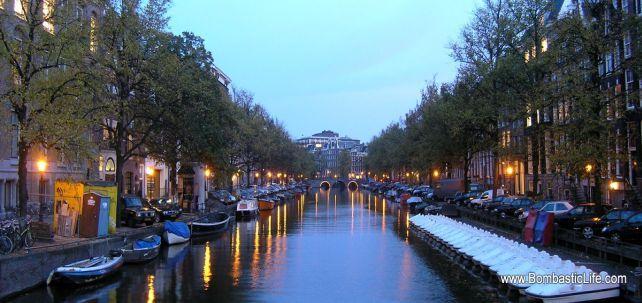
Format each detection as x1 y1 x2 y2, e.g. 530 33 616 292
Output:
469 189 505 208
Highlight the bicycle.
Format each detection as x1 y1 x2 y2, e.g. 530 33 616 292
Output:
9 216 34 252
0 221 13 255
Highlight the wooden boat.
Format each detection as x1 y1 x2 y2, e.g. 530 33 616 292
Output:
190 212 231 236
120 235 161 263
47 251 123 286
163 221 190 245
236 199 258 217
258 197 275 211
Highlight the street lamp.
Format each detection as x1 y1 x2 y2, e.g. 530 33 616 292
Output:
585 164 593 202
432 170 439 178
36 159 47 222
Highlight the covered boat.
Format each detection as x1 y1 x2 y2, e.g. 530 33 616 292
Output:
47 251 123 286
190 212 231 236
163 221 191 245
121 235 161 263
236 199 259 217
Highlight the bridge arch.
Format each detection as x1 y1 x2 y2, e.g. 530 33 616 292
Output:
347 181 359 191
320 181 331 190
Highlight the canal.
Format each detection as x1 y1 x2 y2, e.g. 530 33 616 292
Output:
11 189 498 303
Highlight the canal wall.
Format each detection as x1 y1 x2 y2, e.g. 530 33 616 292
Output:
0 225 162 300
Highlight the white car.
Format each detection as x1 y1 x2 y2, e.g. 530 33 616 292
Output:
519 201 573 220
469 189 504 207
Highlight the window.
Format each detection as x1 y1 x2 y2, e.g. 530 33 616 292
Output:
43 0 54 33
98 155 104 172
555 203 568 211
89 12 98 52
605 52 613 74
638 0 642 14
623 0 629 12
105 157 115 172
542 203 555 212
625 69 634 92
614 42 621 68
624 32 632 58
14 0 24 19
10 112 18 158
629 213 642 223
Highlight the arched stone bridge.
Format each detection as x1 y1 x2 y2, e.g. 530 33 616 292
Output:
311 178 359 190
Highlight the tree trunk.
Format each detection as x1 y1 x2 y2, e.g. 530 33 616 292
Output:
463 156 470 194
531 128 540 197
593 167 602 205
246 167 251 188
169 161 177 199
115 148 124 228
17 138 30 217
492 150 499 198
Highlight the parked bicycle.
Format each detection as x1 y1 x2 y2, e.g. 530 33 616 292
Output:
0 216 34 255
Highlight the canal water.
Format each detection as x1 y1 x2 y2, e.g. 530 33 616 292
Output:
11 189 498 303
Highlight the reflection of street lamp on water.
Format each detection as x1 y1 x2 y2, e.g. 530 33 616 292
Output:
37 160 47 222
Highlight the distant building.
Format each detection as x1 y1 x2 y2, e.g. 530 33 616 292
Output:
297 131 365 178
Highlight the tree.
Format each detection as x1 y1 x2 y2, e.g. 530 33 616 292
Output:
89 0 172 224
0 0 92 216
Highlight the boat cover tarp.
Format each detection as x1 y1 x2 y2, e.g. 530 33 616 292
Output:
533 212 554 246
134 235 161 250
407 197 423 204
164 221 190 238
523 209 538 244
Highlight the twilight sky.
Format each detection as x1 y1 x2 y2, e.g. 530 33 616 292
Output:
168 0 479 142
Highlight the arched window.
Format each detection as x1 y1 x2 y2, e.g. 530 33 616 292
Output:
105 158 115 172
14 0 25 19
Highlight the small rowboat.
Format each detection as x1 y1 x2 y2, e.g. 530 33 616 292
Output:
47 251 123 286
236 199 258 217
258 197 275 211
190 212 231 237
121 235 161 263
163 221 190 245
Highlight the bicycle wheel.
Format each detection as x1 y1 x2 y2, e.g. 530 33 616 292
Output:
0 236 13 255
22 231 34 248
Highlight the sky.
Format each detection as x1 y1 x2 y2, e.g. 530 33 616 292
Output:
168 1 479 142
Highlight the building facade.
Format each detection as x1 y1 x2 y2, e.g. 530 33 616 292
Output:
296 131 365 178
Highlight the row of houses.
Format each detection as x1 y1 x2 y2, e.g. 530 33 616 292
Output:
439 0 642 207
0 0 231 218
296 130 368 178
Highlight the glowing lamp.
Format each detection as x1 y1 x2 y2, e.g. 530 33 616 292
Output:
506 166 514 175
205 169 211 177
145 166 154 176
36 160 47 173
432 170 439 178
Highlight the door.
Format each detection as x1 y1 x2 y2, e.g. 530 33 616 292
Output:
79 193 100 237
97 196 110 236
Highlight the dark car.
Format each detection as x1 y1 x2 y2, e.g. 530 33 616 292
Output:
120 195 156 227
573 209 637 239
483 195 510 212
146 197 182 222
601 211 642 243
515 200 548 221
555 203 613 229
493 197 533 218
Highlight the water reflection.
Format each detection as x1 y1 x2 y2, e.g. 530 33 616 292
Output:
11 189 498 303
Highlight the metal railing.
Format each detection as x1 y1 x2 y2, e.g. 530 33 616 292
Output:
456 206 642 267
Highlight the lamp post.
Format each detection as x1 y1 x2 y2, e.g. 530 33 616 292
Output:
585 164 593 202
36 160 47 222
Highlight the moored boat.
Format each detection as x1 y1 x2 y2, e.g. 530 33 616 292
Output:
47 251 124 286
163 221 191 245
190 212 231 236
258 197 275 211
236 199 259 217
120 235 161 263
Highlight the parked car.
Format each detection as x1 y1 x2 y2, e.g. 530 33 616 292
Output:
469 189 505 208
121 195 156 227
555 203 613 229
521 201 573 220
573 209 638 239
493 197 534 218
516 200 548 221
601 211 642 243
483 195 511 212
146 197 182 222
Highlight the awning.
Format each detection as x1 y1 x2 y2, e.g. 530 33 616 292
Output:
177 165 195 175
